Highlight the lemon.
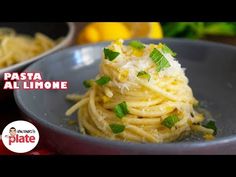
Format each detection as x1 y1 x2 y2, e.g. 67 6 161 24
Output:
124 22 163 39
77 22 131 44
77 22 163 44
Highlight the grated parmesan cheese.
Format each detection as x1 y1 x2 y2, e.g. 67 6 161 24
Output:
105 40 186 92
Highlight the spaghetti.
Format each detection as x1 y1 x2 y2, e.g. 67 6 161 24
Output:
66 39 214 143
0 27 57 68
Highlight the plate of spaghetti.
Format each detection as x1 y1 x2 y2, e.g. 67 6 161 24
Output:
0 23 75 76
14 38 236 154
0 22 75 101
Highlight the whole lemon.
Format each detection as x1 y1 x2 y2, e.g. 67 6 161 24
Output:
124 22 163 39
77 22 131 44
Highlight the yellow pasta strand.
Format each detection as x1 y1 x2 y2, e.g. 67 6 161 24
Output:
0 28 57 68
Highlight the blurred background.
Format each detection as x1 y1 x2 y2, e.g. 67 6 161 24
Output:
75 22 236 45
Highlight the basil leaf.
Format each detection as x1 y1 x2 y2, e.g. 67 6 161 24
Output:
162 115 180 128
137 71 151 81
203 120 217 135
96 76 111 86
109 124 125 134
128 40 145 49
162 44 177 57
104 48 120 61
149 48 171 72
114 101 129 118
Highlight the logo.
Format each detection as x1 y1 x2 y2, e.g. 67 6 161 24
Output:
1 120 40 153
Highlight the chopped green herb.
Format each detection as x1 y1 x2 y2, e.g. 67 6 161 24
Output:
96 76 111 86
203 120 217 135
83 80 93 88
162 43 177 57
114 101 129 118
137 71 151 81
128 40 145 49
149 48 171 72
109 124 125 134
104 48 120 61
162 115 180 128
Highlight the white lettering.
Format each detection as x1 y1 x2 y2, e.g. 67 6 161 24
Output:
4 73 11 80
61 82 68 89
44 82 51 89
3 81 13 89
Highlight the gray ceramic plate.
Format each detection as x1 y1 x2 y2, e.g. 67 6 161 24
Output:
14 38 236 154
